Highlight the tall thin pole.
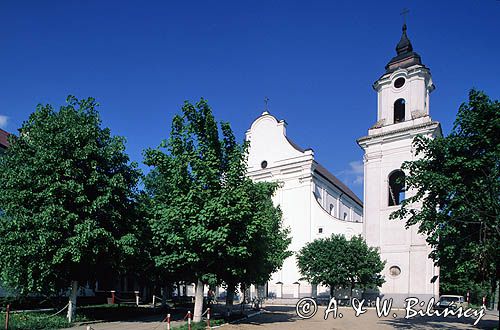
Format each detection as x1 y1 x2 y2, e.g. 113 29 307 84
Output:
4 304 10 330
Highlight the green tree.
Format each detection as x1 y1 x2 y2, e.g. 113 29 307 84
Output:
208 122 291 306
118 191 156 297
391 90 499 303
143 99 290 321
144 99 226 322
0 97 141 322
297 234 385 298
219 181 291 307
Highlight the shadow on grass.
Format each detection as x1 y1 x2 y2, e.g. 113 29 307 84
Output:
77 305 186 323
76 304 251 325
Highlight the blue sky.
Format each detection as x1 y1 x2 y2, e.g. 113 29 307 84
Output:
0 1 498 199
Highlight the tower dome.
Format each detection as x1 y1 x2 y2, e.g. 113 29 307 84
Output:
385 24 424 73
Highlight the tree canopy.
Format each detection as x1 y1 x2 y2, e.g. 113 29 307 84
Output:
391 90 500 302
296 234 385 297
0 96 141 320
218 181 292 304
143 99 290 320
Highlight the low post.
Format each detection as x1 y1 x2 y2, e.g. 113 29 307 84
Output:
482 296 486 309
153 295 156 309
166 313 171 330
135 291 140 307
111 291 116 304
207 308 211 328
187 311 192 330
4 304 10 330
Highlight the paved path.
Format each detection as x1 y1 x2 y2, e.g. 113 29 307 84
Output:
224 306 499 330
63 305 499 330
63 314 181 330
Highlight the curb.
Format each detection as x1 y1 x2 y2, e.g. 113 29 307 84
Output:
211 310 265 328
73 320 107 326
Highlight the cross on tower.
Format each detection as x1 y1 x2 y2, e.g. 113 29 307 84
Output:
400 8 410 24
264 96 270 111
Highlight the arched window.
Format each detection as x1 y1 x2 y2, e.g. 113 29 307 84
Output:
329 203 334 215
388 170 405 206
394 99 406 123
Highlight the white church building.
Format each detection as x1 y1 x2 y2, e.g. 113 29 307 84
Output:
246 24 441 305
246 112 363 299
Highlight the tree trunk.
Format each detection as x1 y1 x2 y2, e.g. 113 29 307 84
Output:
311 283 317 299
225 283 235 307
225 283 236 318
161 285 168 308
193 279 204 322
256 284 262 299
240 283 246 314
141 286 147 304
67 280 78 323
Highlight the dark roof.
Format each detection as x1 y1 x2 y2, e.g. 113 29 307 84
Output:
385 24 424 73
396 23 413 55
0 129 10 149
284 134 362 207
285 136 306 153
258 113 361 206
314 162 363 207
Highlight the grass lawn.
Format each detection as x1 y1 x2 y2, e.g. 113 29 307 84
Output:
1 304 163 330
173 319 225 330
1 311 81 330
2 304 230 329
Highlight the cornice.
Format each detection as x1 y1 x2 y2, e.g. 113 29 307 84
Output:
357 121 440 146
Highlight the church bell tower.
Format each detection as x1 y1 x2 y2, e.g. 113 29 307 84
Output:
357 24 441 306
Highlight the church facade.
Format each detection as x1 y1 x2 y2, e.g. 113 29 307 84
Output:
245 112 363 298
246 24 440 304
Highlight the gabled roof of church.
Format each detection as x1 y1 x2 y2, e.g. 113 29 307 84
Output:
248 111 362 207
286 134 363 207
314 162 363 207
385 24 426 73
285 134 363 207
